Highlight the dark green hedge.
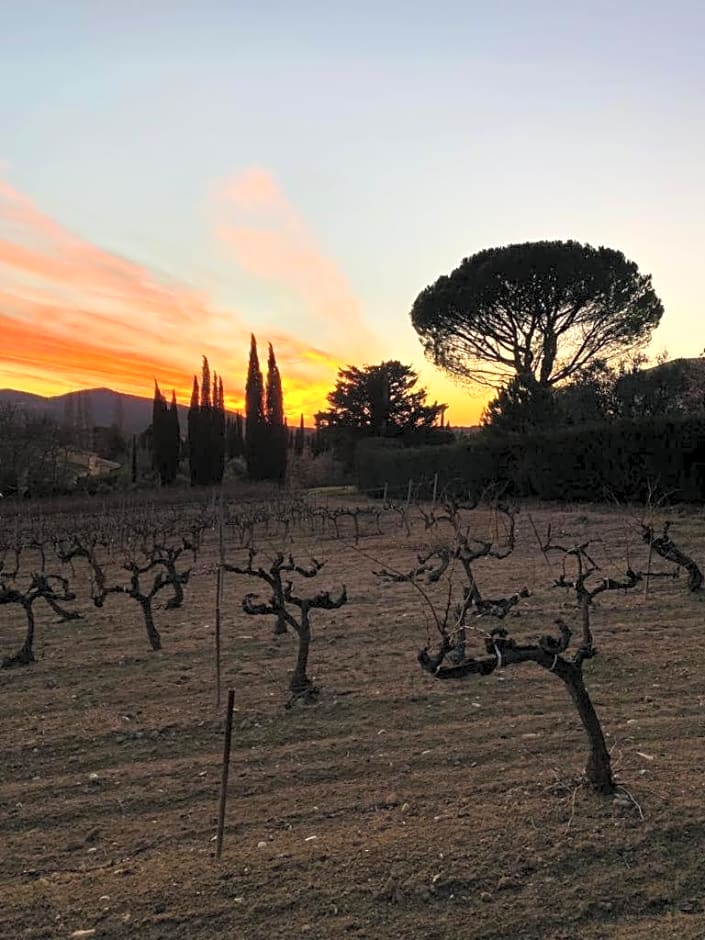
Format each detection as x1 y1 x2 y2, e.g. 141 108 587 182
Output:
355 417 705 502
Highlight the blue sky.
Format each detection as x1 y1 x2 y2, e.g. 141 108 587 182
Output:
1 1 703 422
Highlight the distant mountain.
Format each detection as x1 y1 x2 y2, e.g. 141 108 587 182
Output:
0 387 193 435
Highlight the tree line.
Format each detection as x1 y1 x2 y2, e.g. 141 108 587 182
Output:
150 335 290 486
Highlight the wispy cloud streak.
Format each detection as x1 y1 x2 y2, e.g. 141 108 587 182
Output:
0 179 345 418
216 168 381 362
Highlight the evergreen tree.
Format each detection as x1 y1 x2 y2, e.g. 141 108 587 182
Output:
294 413 305 457
152 380 168 482
265 343 288 482
188 359 225 485
188 376 200 485
212 373 225 483
201 356 211 409
152 381 180 484
245 335 266 480
200 358 213 483
167 391 180 482
226 411 245 459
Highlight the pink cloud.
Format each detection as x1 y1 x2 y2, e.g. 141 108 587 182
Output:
0 178 350 420
215 168 381 361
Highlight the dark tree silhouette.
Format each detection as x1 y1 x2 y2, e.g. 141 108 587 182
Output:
226 412 245 459
481 374 559 434
245 335 267 480
294 413 305 457
188 376 200 485
411 240 664 388
167 391 181 481
266 343 288 482
152 382 180 484
316 361 443 436
187 358 225 485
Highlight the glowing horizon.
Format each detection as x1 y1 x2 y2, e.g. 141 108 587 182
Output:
3 4 701 430
0 175 486 426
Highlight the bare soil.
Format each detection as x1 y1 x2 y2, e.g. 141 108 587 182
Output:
2 500 705 939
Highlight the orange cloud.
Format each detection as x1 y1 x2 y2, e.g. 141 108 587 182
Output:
0 179 347 422
215 168 381 362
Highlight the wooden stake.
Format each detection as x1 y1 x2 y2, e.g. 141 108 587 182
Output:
432 473 438 505
406 478 413 508
216 688 235 859
215 567 222 707
215 490 225 707
383 482 388 503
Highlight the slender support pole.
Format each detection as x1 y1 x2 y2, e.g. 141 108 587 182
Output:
432 473 438 506
215 567 222 707
216 688 235 859
215 490 225 706
406 478 413 508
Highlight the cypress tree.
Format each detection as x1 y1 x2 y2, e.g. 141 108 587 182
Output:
245 335 266 480
167 391 180 483
188 376 200 485
265 343 287 482
226 412 245 459
294 413 305 456
152 380 170 484
212 373 225 483
236 412 244 456
200 358 213 483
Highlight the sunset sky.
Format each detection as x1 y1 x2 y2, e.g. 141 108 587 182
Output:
1 1 704 425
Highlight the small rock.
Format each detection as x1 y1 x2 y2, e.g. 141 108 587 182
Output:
153 900 167 914
480 891 493 903
400 802 411 814
257 841 267 849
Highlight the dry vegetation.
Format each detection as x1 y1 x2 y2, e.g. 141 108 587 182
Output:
2 495 705 939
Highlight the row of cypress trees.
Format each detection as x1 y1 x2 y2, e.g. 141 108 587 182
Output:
151 339 289 485
152 383 180 484
245 335 288 482
188 357 226 485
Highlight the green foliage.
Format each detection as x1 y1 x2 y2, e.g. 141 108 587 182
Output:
294 413 305 457
317 360 443 435
245 335 267 480
226 412 245 459
355 436 519 500
187 357 225 485
245 337 288 482
615 357 704 418
482 375 559 434
265 343 288 483
411 240 664 387
356 417 705 503
151 381 180 485
0 405 73 496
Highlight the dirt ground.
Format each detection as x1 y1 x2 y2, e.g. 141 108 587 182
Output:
2 498 705 939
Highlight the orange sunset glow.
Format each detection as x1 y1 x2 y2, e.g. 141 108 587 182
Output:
0 175 396 423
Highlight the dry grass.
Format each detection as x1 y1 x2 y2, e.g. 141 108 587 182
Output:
2 499 705 939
